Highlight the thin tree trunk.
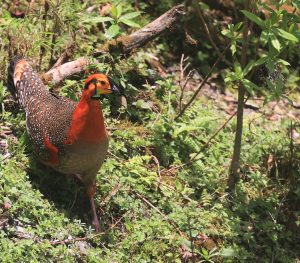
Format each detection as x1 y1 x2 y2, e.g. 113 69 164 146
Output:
227 0 250 191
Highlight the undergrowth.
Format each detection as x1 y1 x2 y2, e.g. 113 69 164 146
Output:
1 0 300 262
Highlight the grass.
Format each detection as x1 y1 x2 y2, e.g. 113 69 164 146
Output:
1 98 300 262
0 1 300 262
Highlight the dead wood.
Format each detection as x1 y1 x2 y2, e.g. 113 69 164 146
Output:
42 57 89 84
42 4 185 85
101 4 185 54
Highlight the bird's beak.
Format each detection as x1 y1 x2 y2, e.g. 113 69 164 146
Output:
91 83 120 99
108 77 120 95
111 83 120 95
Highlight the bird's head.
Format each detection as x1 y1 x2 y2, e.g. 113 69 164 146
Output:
84 73 120 99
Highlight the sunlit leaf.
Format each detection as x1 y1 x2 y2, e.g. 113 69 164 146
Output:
270 34 281 51
111 5 117 18
277 58 290 66
243 60 255 76
105 24 120 39
242 79 261 95
273 28 298 42
120 19 140 28
82 16 114 24
219 248 237 258
116 5 123 18
119 11 141 21
230 41 237 55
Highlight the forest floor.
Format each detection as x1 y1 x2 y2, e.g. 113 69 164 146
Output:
1 1 300 262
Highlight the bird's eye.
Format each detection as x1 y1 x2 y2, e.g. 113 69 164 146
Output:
100 81 106 86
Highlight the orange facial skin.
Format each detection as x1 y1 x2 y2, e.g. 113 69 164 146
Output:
84 74 114 95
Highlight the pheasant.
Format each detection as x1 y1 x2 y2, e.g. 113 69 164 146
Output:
7 57 119 231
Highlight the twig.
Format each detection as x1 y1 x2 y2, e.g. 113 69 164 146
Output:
191 111 238 162
134 191 185 237
51 212 128 245
178 54 194 112
175 43 231 120
195 2 231 66
49 42 75 70
162 96 250 174
0 218 8 227
100 183 121 206
289 120 294 177
0 153 12 163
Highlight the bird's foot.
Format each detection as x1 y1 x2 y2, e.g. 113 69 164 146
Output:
92 216 100 232
86 184 101 232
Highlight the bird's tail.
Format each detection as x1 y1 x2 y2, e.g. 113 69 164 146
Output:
7 56 24 101
7 57 46 108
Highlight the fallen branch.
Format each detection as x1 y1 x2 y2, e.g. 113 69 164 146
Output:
42 57 89 84
102 4 185 55
43 4 185 84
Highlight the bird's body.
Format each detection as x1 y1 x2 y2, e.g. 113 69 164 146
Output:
7 57 118 231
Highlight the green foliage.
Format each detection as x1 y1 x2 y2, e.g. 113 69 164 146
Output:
223 1 299 101
0 1 300 262
82 3 141 39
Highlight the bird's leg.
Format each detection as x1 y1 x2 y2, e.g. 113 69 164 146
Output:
72 173 84 183
86 184 100 232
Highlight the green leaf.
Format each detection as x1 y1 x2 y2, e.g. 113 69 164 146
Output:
241 10 265 27
277 58 290 66
116 5 123 18
270 34 281 51
292 0 300 9
224 76 232 83
111 5 117 18
243 60 255 76
242 79 261 95
135 99 152 110
219 248 236 258
273 28 298 42
260 30 269 45
234 63 243 79
221 29 230 37
120 19 140 28
233 22 243 31
199 2 210 10
82 16 114 24
119 11 141 21
105 24 120 39
254 56 269 67
230 40 237 55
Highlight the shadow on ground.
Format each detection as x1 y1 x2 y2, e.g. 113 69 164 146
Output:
26 156 93 227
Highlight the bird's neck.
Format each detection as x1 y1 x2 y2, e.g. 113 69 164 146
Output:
65 90 107 145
